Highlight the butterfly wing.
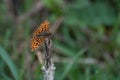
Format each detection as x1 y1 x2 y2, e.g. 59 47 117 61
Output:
33 20 50 36
30 20 51 52
31 36 45 51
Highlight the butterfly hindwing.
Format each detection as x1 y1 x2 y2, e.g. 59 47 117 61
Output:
31 37 45 51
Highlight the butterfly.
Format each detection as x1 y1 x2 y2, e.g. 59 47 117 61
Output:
30 20 51 52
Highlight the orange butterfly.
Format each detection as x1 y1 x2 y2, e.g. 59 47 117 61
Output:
30 21 51 52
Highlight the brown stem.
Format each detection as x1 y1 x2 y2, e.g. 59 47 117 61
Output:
17 1 44 24
44 38 52 69
4 0 17 23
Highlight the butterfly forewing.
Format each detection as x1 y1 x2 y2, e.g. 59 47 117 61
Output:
33 21 50 36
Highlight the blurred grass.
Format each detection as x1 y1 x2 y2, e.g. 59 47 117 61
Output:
0 0 120 80
58 49 86 80
0 46 18 80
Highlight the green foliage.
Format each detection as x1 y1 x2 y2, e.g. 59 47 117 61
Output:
64 0 116 26
42 0 63 15
58 49 86 80
24 0 34 11
0 46 18 80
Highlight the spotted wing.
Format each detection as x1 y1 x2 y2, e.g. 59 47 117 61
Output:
33 20 50 36
30 36 45 51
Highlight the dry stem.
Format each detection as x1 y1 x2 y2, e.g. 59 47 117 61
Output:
36 38 55 80
42 38 55 80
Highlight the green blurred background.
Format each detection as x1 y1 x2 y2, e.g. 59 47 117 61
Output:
0 0 120 80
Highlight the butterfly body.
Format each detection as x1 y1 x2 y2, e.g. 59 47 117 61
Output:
36 31 51 38
30 21 51 52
